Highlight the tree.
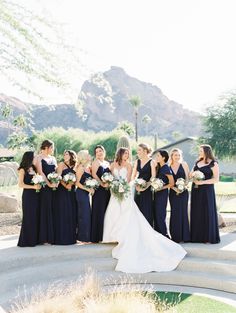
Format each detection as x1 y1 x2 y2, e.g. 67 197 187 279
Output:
116 120 135 137
142 114 152 135
0 0 83 101
0 103 13 137
129 96 142 142
200 94 236 159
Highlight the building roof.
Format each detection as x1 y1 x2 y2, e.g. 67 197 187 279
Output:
153 137 197 155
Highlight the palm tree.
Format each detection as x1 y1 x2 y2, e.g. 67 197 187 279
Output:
1 103 13 138
142 114 152 135
129 96 142 142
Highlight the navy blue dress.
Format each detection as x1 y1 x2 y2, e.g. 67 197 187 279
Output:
169 164 190 242
190 160 220 243
39 159 56 244
153 164 172 237
134 159 153 226
54 165 77 245
76 171 92 242
18 171 40 247
91 165 111 243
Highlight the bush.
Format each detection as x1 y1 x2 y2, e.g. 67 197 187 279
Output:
220 175 234 182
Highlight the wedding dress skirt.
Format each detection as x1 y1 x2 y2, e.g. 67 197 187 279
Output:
103 168 187 273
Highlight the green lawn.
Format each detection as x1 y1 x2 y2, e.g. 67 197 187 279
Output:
154 292 236 313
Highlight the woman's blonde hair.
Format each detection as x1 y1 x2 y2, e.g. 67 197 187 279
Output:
77 150 90 166
169 148 183 165
138 143 152 155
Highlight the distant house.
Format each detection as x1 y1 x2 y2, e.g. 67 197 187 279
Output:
0 148 17 161
153 137 236 175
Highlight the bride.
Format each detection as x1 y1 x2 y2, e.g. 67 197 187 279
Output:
103 147 186 273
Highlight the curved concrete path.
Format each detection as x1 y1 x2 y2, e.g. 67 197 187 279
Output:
0 232 236 312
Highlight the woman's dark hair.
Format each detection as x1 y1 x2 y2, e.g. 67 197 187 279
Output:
40 139 54 151
64 150 77 167
94 145 106 156
158 150 169 163
199 144 216 163
115 147 129 165
18 151 36 172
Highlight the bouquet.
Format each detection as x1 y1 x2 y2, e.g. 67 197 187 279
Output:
31 174 46 192
134 178 147 194
175 178 187 194
63 172 76 191
47 172 62 190
84 177 100 191
150 178 164 192
110 178 130 202
101 172 114 188
192 170 205 188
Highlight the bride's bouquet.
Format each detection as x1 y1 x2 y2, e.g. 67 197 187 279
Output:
63 172 76 191
101 172 114 189
134 178 147 194
175 178 187 194
191 170 205 188
47 172 62 190
150 178 164 192
110 178 130 202
84 177 100 191
31 174 46 192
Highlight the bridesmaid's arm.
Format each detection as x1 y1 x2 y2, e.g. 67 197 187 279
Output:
91 160 107 187
131 160 138 181
57 162 70 189
195 162 219 185
76 166 94 194
162 174 174 190
182 161 190 184
18 169 40 190
151 159 157 179
126 163 132 183
34 156 55 188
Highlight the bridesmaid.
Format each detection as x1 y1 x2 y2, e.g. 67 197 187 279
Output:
54 150 77 245
133 143 156 226
35 139 57 245
76 150 94 243
18 151 41 247
91 145 111 243
169 148 190 243
190 144 220 244
153 150 174 237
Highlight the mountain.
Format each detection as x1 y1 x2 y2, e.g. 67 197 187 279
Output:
80 66 202 138
0 66 202 144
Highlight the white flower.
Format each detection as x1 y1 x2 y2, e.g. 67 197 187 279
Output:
63 172 76 183
118 185 125 193
151 178 164 192
101 172 114 183
192 171 205 181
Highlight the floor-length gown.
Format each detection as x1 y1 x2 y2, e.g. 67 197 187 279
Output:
76 172 92 242
169 164 190 242
91 164 110 242
191 160 220 244
134 159 153 226
54 165 77 245
103 167 186 273
18 171 40 247
39 159 55 244
153 164 172 237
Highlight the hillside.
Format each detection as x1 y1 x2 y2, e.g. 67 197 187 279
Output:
0 66 202 144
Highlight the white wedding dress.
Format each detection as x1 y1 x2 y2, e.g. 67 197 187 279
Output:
103 167 187 273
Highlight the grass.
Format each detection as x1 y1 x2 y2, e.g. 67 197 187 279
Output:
10 274 236 313
154 292 236 313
